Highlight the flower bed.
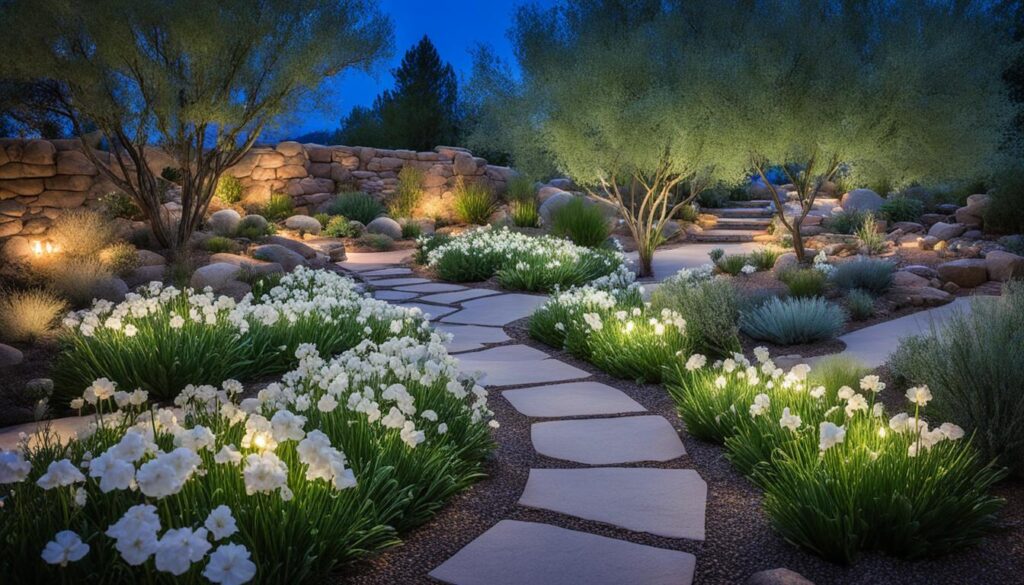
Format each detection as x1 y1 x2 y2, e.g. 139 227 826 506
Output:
666 350 1005 563
418 226 626 292
53 267 429 405
1 338 495 583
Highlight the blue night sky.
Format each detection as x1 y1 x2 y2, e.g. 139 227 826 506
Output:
273 0 557 140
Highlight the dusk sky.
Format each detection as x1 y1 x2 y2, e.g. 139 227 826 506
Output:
273 0 557 140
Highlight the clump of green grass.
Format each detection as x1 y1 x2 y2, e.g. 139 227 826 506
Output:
748 247 782 271
779 267 828 298
856 212 887 255
98 242 140 276
845 288 875 320
550 198 611 248
260 193 294 222
452 179 497 225
356 233 394 251
202 236 240 254
324 216 356 238
510 198 540 228
389 166 423 218
830 257 894 293
401 221 422 239
740 296 846 345
329 192 385 225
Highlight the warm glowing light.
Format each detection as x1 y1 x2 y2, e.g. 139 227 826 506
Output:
878 427 887 438
625 321 635 333
31 239 59 257
253 434 268 450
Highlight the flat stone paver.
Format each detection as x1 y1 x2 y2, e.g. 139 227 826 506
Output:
630 242 758 282
396 302 458 321
362 267 413 277
456 345 590 387
429 520 696 585
366 277 432 286
394 282 466 293
338 249 414 270
441 293 548 326
435 323 511 353
419 288 501 304
502 381 645 418
532 415 686 465
519 468 706 540
373 290 420 301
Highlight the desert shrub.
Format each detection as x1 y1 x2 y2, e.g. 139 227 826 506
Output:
452 180 497 225
235 223 272 240
855 212 887 255
160 166 182 184
677 202 699 222
697 188 731 208
400 221 422 239
214 175 244 204
740 296 846 345
550 198 611 248
509 198 540 228
984 166 1024 234
98 242 140 276
202 236 240 254
845 288 875 320
649 266 740 357
2 331 494 583
48 209 117 258
824 209 870 235
713 252 752 276
890 282 1024 475
259 193 294 222
389 166 423 218
779 267 827 298
999 234 1024 256
665 351 1004 563
38 257 113 308
329 192 385 225
323 215 355 238
356 233 394 251
748 247 781 271
806 354 870 393
830 257 894 293
879 196 924 222
98 191 143 220
0 288 67 343
313 212 331 227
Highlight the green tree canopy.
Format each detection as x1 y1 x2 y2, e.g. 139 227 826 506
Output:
0 0 392 251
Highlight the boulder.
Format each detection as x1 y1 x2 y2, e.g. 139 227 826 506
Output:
744 568 815 585
304 239 348 262
2 235 32 260
218 281 253 302
264 235 317 259
92 277 129 302
55 150 97 175
887 285 954 308
208 209 241 236
548 178 575 190
275 141 304 157
252 244 305 272
954 203 985 227
136 249 166 266
537 186 569 203
927 222 967 241
662 220 682 240
21 140 56 165
366 216 403 239
24 378 54 400
284 214 322 235
892 270 929 288
891 221 924 233
985 250 1024 282
208 253 284 276
238 214 269 233
123 265 167 288
452 152 478 175
347 220 365 235
0 343 23 368
840 189 884 212
190 262 242 290
772 252 799 274
902 264 939 279
539 191 576 225
937 258 989 288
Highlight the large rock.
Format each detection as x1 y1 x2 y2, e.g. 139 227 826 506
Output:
985 250 1024 282
954 203 986 227
772 252 799 274
745 568 815 585
208 253 284 276
123 265 167 288
237 214 269 233
0 343 23 368
366 216 403 239
887 285 954 308
902 264 939 279
891 221 924 233
537 186 569 203
252 244 305 271
275 141 304 157
539 191 576 225
937 258 989 288
190 262 242 291
284 214 322 235
208 209 241 236
927 221 967 241
264 235 318 259
840 189 884 212
1 235 31 260
892 270 929 288
452 152 478 175
92 277 129 302
136 249 166 266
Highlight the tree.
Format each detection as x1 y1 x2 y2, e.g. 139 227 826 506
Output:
466 0 749 277
0 0 392 253
337 36 460 150
718 0 1015 262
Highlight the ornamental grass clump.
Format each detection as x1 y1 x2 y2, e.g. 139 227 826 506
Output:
53 268 430 405
389 166 423 218
845 288 875 320
740 296 846 345
649 265 741 357
890 281 1024 475
424 227 625 292
778 267 827 298
328 192 384 225
665 349 1005 563
550 197 612 248
0 288 68 344
0 337 495 584
829 257 894 293
451 179 496 225
855 212 887 255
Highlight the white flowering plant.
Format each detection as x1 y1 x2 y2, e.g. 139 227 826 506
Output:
419 226 626 292
53 267 430 405
0 338 494 583
666 350 1005 563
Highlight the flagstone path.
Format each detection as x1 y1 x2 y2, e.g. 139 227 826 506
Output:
343 251 704 585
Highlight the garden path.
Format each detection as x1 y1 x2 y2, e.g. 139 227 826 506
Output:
629 241 759 282
345 250 704 585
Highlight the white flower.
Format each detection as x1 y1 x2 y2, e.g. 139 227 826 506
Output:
243 452 288 495
685 354 707 371
69 398 85 410
124 324 138 337
809 386 826 399
741 264 757 274
270 410 306 443
174 425 216 452
205 505 238 540
749 393 770 418
203 543 257 585
155 527 211 576
36 459 85 490
888 413 910 433
844 393 868 418
437 423 448 435
169 314 185 329
905 386 932 407
753 346 770 364
789 363 811 381
0 450 31 483
714 375 727 389
837 386 855 400
74 487 88 507
107 506 161 566
317 394 338 413
860 375 885 394
779 407 801 431
872 403 884 417
83 378 116 404
214 445 243 466
818 422 846 452
89 453 135 493
41 530 89 566
939 422 965 441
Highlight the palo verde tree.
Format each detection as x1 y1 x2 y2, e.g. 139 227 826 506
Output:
466 0 748 277
0 0 392 253
718 0 1015 262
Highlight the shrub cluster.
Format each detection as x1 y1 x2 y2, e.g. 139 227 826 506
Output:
649 265 741 357
215 176 244 205
329 192 384 225
550 198 611 248
451 179 496 225
389 166 423 219
879 196 924 223
740 296 846 345
829 257 894 294
709 247 779 275
0 288 68 344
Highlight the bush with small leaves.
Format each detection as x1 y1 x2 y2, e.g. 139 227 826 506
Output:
879 196 924 222
329 192 385 225
779 267 828 298
824 209 870 235
845 289 875 320
313 212 331 228
650 267 741 357
550 198 611 248
98 192 143 220
740 296 846 345
259 193 294 222
215 175 244 204
324 216 356 238
830 257 894 293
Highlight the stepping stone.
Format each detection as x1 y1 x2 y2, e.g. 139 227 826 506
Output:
339 262 393 272
338 249 414 269
368 277 432 286
373 290 420 301
362 267 413 277
441 293 547 327
502 381 645 418
456 345 590 387
532 416 685 464
396 302 458 321
519 468 706 540
429 520 696 585
419 288 500 304
394 282 466 293
435 323 511 353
